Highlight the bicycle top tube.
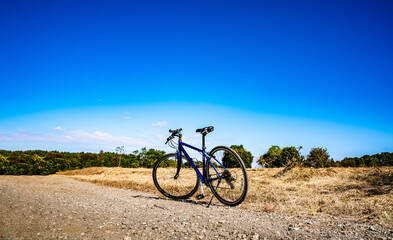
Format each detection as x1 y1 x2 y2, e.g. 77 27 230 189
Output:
179 141 203 153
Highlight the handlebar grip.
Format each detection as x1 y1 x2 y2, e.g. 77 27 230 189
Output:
169 128 182 133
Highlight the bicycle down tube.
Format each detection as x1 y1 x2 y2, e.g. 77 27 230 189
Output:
178 141 226 183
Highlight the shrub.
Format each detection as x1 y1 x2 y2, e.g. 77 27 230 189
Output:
307 148 331 168
225 145 253 168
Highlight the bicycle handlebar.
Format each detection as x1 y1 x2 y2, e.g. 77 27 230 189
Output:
169 128 182 134
166 128 182 144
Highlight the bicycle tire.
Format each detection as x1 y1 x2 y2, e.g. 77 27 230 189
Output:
152 153 200 200
207 146 248 206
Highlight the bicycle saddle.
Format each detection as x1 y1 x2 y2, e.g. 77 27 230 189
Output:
196 126 214 134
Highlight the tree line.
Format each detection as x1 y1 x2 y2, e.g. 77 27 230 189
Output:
0 145 392 175
0 148 164 175
257 146 393 168
0 145 254 175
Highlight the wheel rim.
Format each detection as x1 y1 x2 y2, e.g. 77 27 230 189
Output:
154 154 199 199
207 148 247 205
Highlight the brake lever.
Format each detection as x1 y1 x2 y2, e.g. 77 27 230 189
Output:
165 136 173 144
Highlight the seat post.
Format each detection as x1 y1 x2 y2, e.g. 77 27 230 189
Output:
202 133 206 150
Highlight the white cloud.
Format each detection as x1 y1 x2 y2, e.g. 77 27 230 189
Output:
152 121 168 126
0 129 152 147
123 116 130 120
54 126 64 131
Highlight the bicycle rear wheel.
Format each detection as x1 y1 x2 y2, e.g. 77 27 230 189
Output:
207 146 248 206
152 153 200 200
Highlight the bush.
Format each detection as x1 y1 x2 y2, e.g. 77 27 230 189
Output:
258 146 302 168
307 148 331 168
224 145 253 168
258 145 281 167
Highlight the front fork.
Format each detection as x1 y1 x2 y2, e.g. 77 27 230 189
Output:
175 150 207 199
174 151 182 179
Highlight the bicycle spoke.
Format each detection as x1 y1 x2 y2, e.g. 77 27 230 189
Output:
153 153 199 199
207 146 248 206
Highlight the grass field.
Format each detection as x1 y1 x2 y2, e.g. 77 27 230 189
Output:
57 166 393 228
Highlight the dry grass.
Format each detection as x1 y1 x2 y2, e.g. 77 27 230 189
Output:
57 166 393 228
57 167 157 192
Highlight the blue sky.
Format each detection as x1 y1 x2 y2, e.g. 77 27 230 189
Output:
1 0 392 166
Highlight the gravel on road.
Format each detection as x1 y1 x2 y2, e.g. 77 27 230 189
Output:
0 176 392 239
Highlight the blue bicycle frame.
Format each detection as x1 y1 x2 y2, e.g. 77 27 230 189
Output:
176 140 227 183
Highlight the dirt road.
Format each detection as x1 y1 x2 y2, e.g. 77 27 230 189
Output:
0 176 392 239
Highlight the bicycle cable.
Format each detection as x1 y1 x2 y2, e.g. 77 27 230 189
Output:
168 138 178 150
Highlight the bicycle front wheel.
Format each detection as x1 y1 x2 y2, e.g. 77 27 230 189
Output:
152 153 200 200
207 146 248 206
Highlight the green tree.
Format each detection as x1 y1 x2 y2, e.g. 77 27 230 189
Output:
77 153 97 167
116 146 125 167
258 145 282 167
341 158 356 167
260 146 302 168
223 145 253 168
279 147 302 167
128 150 140 168
0 154 9 174
7 152 18 163
44 152 64 160
378 152 393 166
139 147 147 167
97 150 105 166
307 148 331 168
144 148 165 168
369 157 379 167
354 157 366 167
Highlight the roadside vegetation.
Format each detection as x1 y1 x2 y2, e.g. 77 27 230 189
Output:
258 146 393 168
1 146 392 175
0 148 164 175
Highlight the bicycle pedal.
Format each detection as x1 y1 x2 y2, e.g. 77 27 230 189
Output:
195 194 205 200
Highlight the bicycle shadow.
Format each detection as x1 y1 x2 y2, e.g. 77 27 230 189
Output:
130 194 224 208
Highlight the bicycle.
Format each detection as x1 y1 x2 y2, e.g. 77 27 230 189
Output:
152 126 248 207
